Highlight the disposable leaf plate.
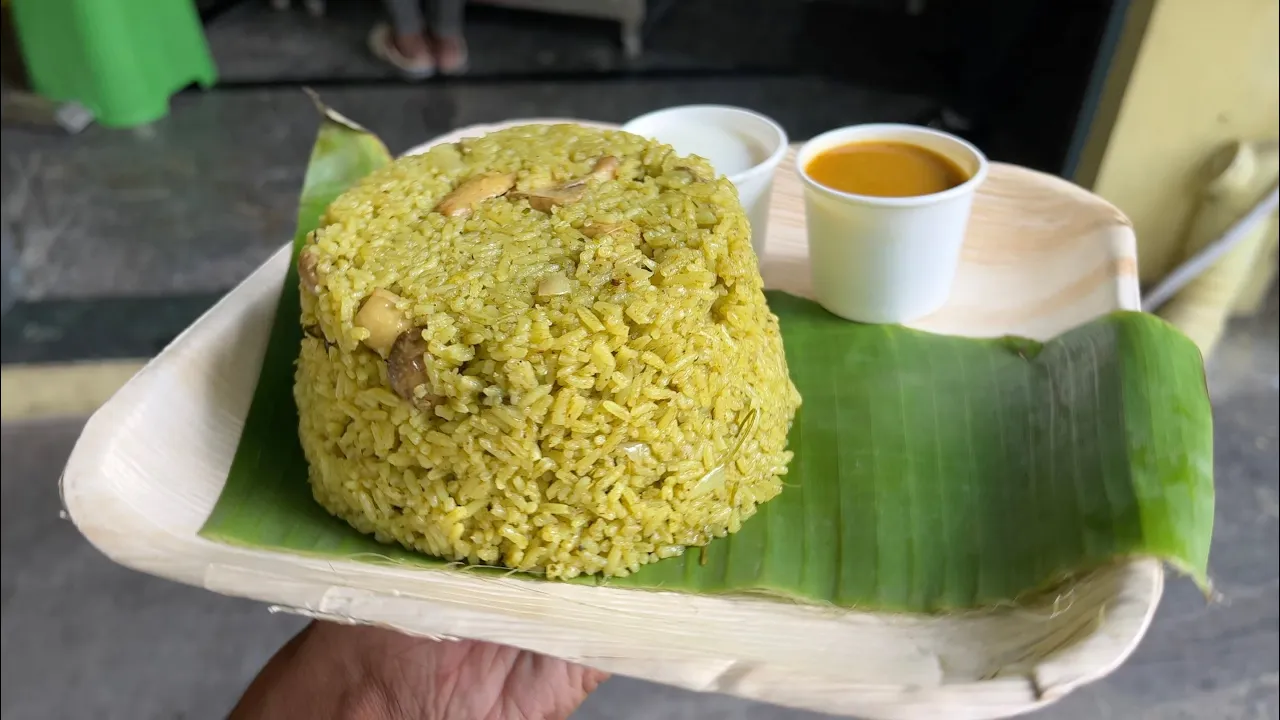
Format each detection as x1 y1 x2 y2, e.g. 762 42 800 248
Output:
62 114 1212 720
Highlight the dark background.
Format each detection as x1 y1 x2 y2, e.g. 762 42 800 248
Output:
193 0 1119 174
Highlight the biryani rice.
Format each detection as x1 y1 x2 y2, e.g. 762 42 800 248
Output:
294 124 800 579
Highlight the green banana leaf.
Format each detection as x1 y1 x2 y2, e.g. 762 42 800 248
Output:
200 106 1214 613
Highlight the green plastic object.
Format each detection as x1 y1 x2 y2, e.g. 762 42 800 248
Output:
11 0 217 128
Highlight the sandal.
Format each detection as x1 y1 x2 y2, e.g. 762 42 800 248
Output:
368 23 435 80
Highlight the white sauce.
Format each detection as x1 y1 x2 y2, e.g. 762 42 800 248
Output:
646 124 763 179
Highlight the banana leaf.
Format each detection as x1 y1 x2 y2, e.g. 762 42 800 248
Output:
200 107 1214 613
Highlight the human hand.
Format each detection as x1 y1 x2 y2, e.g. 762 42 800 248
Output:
230 621 608 720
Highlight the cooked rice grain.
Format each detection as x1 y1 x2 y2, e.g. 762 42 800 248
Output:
294 124 800 578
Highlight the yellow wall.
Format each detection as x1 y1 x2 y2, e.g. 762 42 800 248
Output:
1087 0 1279 285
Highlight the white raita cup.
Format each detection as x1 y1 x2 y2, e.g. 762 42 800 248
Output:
623 105 788 260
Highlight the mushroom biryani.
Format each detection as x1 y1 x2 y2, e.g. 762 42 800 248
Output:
294 124 801 578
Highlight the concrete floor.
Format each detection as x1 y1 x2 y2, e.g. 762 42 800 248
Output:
0 78 932 366
2 294 1276 719
0 82 929 307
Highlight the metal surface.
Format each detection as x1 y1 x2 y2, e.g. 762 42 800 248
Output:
1143 187 1280 311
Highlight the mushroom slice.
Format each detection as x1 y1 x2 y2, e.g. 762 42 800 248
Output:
386 329 444 412
586 156 621 182
581 221 626 238
512 156 622 213
298 248 321 294
354 288 411 357
512 185 588 212
303 324 336 349
434 172 517 218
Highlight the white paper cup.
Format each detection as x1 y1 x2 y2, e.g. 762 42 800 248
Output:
622 105 788 259
796 124 988 324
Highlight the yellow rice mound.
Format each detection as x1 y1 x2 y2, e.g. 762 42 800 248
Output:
294 124 800 578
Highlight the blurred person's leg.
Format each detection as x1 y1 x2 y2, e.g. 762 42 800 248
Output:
371 0 435 79
427 0 468 75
